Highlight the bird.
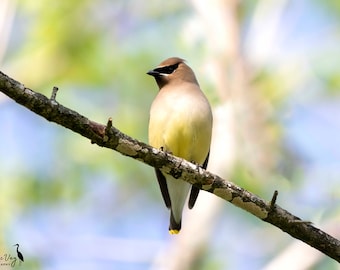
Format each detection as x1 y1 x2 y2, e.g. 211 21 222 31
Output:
13 244 24 262
147 57 213 234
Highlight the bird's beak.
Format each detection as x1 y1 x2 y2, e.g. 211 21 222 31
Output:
147 70 160 77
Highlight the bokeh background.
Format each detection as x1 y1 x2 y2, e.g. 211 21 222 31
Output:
0 0 339 269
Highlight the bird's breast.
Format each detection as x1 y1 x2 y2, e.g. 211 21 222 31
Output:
149 86 212 165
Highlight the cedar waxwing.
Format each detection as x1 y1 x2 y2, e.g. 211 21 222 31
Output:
147 57 213 234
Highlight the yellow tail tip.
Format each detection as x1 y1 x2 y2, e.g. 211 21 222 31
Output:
169 229 180 235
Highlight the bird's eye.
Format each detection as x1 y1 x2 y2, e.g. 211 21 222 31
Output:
154 63 179 74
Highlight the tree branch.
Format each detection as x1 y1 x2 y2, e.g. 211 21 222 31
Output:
0 70 339 262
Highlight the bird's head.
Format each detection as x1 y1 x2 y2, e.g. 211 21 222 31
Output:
147 57 198 89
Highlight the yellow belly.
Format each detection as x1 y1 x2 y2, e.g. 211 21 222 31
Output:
149 108 211 165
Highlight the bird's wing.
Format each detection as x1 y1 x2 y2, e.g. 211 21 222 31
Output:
188 150 210 209
188 186 200 209
202 150 210 170
155 168 171 208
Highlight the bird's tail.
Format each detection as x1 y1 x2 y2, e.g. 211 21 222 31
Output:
169 210 181 234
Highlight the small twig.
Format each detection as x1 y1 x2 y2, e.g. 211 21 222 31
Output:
270 190 278 210
50 86 59 103
103 117 113 142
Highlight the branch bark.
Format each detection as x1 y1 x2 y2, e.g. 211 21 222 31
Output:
0 70 339 262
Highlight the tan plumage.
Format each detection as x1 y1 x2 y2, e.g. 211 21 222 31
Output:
148 57 213 234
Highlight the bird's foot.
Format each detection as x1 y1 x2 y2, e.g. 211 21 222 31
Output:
160 146 172 155
190 160 202 172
